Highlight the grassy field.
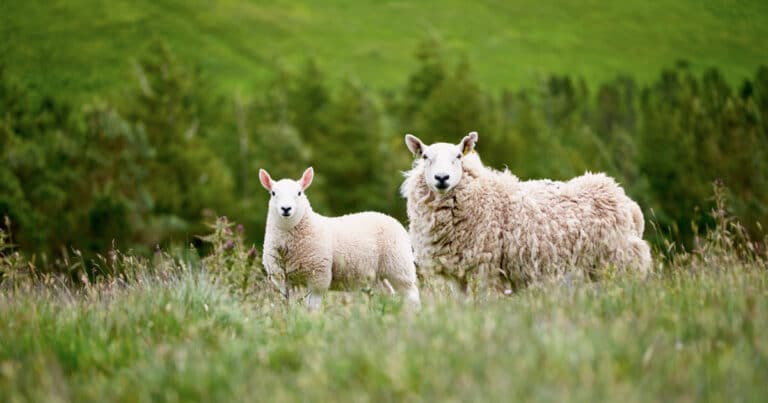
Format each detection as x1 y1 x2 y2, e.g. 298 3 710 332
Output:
1 243 767 401
1 0 767 99
2 2 767 401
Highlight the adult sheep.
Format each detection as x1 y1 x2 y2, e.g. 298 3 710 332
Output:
401 131 651 291
260 167 421 310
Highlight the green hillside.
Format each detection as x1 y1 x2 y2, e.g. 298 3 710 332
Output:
2 0 767 98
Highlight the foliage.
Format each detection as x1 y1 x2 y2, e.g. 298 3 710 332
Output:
638 65 768 243
198 216 270 297
1 39 767 262
0 44 238 258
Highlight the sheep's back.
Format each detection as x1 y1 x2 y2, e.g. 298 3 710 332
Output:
403 154 648 285
326 212 410 289
508 172 642 269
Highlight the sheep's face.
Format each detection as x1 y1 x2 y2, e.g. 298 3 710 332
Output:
259 167 314 228
405 132 478 194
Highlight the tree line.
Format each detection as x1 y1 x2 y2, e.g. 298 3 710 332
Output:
1 40 766 266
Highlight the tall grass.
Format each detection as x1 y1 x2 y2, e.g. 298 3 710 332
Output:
1 192 766 402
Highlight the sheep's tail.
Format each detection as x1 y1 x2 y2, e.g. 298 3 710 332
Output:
625 235 652 274
628 200 645 237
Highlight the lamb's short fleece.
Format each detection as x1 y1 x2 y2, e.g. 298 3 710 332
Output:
261 167 421 310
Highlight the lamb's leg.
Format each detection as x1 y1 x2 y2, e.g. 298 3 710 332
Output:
385 274 421 310
381 279 396 295
380 260 421 309
305 263 332 312
306 290 324 312
402 284 421 310
380 239 422 310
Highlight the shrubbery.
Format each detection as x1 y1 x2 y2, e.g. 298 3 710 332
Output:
1 41 766 266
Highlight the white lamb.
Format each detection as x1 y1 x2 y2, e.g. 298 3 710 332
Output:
401 131 651 291
259 167 421 310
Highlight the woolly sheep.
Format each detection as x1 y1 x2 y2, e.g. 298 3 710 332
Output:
401 131 651 290
259 167 421 310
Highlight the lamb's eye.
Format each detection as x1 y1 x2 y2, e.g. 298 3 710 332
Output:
422 154 428 160
298 191 302 196
271 191 275 196
456 153 462 159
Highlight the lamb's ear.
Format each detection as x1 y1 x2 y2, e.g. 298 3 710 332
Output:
460 131 478 155
299 167 314 190
259 169 273 191
405 134 425 157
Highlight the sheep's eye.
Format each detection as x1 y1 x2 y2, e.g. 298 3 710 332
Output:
298 191 302 196
422 154 428 160
271 191 275 196
456 153 462 159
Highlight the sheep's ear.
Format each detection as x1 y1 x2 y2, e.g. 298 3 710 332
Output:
460 131 478 155
299 167 314 190
259 169 272 191
405 134 425 157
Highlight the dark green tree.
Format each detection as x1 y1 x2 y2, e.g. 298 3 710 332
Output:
122 42 235 244
313 80 396 216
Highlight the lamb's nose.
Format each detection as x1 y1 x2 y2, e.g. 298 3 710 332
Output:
281 206 292 215
434 174 450 183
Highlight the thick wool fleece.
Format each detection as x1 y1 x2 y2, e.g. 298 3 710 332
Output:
401 152 651 288
262 208 420 303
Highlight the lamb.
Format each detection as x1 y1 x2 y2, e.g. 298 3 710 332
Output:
401 131 651 291
259 167 421 310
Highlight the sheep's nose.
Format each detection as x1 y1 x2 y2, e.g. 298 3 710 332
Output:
434 174 450 189
280 206 292 216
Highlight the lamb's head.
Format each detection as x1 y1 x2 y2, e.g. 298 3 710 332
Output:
259 167 314 228
405 131 478 194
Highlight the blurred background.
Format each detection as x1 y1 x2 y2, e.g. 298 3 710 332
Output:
1 0 766 263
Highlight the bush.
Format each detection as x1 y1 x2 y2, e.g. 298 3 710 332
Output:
1 40 766 262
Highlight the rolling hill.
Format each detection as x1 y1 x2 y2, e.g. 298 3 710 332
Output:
1 0 767 99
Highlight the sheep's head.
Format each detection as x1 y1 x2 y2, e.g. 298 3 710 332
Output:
259 167 314 228
405 131 478 194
